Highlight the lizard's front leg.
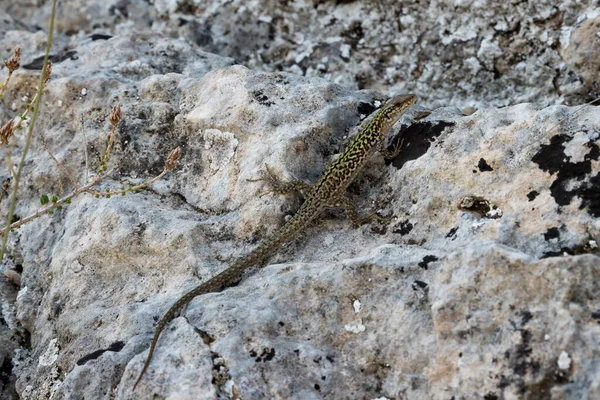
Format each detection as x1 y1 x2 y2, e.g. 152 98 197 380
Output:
378 109 430 160
378 137 405 160
248 163 313 197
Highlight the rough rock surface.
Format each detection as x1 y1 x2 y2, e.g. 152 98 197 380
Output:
3 1 600 108
0 2 599 400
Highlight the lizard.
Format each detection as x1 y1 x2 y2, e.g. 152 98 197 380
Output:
132 93 417 390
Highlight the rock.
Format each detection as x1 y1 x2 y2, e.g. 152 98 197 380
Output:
6 0 599 108
0 3 599 400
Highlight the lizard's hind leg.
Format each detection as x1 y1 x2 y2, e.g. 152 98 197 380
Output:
325 195 393 227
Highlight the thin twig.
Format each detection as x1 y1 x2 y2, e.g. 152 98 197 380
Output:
82 114 89 183
0 170 113 232
0 72 12 98
545 97 600 134
86 169 169 197
39 135 75 196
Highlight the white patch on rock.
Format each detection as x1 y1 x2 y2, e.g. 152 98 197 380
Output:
258 14 272 23
16 285 27 301
222 379 236 397
563 131 593 162
344 320 366 333
154 0 184 15
494 19 508 31
486 207 503 219
1 300 16 330
560 27 572 49
38 338 60 367
353 299 362 313
400 14 415 25
202 129 238 171
440 22 479 45
340 43 351 60
464 57 482 75
477 38 503 70
558 351 572 370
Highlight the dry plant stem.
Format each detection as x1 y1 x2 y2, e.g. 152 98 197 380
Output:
0 71 13 98
6 154 16 178
546 97 600 133
82 116 89 183
6 83 42 133
39 136 69 196
86 169 169 197
12 83 47 131
0 179 10 204
0 103 176 231
0 169 114 231
0 143 179 231
1 162 177 231
0 0 57 261
102 125 117 166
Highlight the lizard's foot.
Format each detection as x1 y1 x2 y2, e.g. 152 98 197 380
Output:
326 195 393 227
379 137 405 160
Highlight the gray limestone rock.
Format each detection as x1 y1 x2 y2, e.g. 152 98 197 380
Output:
0 2 599 400
4 0 600 109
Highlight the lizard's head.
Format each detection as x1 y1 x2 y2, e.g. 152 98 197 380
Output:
379 94 417 129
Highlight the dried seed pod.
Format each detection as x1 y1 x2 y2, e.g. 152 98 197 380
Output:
44 61 52 84
4 46 21 72
0 120 14 144
165 147 181 170
109 104 122 127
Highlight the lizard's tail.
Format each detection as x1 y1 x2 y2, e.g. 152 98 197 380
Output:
132 260 246 390
133 205 320 390
132 284 206 390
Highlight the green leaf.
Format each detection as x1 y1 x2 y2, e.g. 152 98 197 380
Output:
40 194 49 205
51 195 58 203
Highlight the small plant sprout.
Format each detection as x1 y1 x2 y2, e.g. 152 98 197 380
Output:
0 57 53 146
0 101 181 232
